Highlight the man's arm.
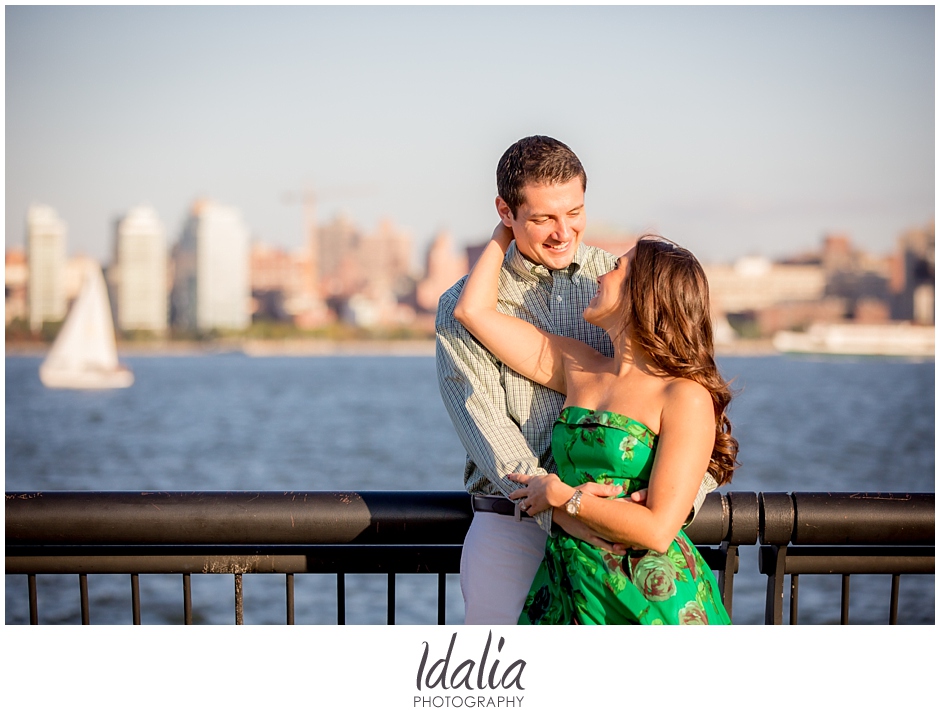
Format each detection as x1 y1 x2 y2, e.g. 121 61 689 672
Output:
436 281 558 533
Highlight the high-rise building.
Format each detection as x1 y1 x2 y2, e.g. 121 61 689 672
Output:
415 231 468 313
318 213 362 298
26 203 67 331
891 222 935 324
171 199 250 332
114 206 168 333
5 249 29 325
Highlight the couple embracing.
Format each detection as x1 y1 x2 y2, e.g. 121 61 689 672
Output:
436 135 738 626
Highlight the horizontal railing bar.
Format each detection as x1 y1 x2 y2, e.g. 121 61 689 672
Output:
8 491 933 548
787 557 934 576
5 491 474 546
6 544 464 575
790 492 935 545
5 544 731 576
2 491 732 547
759 546 934 575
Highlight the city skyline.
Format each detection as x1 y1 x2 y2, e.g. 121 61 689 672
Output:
6 5 935 265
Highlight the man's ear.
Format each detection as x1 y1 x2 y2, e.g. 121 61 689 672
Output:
495 196 514 228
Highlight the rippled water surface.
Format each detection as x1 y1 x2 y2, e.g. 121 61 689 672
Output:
5 354 935 624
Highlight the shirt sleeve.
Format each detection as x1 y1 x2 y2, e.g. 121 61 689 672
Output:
435 283 554 533
683 473 719 528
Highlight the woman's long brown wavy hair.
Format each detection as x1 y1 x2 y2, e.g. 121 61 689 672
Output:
617 235 739 485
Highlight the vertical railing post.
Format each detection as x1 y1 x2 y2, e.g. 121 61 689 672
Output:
234 574 244 625
789 575 799 625
761 545 788 625
131 573 141 625
841 575 851 625
889 575 900 625
80 574 90 625
337 573 346 624
717 542 737 617
286 573 295 625
183 573 192 625
28 574 38 625
437 574 447 625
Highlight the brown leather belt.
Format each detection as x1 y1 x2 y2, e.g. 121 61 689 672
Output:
472 494 531 519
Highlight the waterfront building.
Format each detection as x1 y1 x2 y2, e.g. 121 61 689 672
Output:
5 249 28 325
248 241 330 324
114 206 168 333
26 203 67 331
705 256 826 314
815 233 893 322
312 214 417 327
358 218 415 295
318 213 361 298
415 231 468 314
171 199 250 332
891 222 935 325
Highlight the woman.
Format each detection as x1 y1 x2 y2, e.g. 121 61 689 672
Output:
453 226 737 625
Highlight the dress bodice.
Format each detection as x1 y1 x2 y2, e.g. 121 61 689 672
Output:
551 406 657 495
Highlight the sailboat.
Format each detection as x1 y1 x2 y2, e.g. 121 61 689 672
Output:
39 263 134 389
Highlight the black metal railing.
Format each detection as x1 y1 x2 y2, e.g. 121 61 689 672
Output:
5 490 934 625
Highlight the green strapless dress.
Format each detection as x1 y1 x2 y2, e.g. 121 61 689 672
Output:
519 406 731 625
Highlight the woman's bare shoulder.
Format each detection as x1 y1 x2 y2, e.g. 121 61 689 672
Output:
663 376 712 412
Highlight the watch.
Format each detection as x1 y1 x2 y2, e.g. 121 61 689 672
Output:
565 489 583 518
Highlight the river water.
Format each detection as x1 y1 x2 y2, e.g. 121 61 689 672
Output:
4 353 935 625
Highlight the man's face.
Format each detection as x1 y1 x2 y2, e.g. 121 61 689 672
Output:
496 178 586 271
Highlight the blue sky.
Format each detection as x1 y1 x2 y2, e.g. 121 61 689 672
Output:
5 5 935 265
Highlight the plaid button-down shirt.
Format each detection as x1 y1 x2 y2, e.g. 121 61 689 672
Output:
436 241 617 533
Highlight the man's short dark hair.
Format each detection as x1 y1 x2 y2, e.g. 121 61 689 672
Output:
496 136 587 216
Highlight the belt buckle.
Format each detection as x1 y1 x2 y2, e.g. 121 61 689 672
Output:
514 499 522 522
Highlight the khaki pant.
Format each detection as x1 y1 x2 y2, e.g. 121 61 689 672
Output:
459 510 548 625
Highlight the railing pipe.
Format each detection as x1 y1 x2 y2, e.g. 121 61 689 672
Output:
5 491 473 545
789 492 935 545
7 491 934 548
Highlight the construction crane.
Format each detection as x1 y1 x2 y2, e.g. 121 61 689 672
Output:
282 184 376 283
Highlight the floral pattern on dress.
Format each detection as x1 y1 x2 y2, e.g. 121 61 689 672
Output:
519 406 731 626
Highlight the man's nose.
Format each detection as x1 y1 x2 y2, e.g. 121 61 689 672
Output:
555 218 572 241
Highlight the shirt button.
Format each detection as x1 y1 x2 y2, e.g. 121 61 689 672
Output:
556 295 563 302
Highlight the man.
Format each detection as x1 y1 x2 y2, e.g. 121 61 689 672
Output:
436 135 715 624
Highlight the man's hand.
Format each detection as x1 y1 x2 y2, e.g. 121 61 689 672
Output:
553 507 629 556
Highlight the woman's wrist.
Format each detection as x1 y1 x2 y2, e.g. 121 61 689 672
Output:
549 481 576 508
492 223 514 251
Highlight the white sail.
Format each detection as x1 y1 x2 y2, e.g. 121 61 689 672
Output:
39 264 134 389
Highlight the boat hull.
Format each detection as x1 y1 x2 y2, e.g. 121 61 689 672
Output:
773 323 935 358
39 366 135 390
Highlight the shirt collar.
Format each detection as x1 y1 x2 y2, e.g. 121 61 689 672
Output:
506 241 589 284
